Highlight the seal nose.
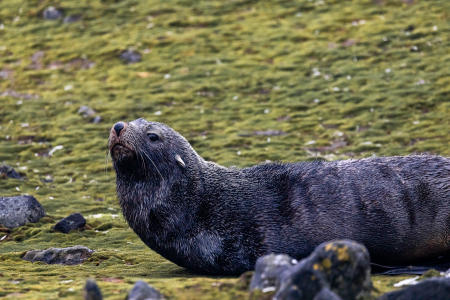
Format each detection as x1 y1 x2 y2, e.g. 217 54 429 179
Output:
114 122 125 136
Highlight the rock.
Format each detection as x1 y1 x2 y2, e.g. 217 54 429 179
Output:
249 254 297 291
275 240 372 300
127 281 164 300
78 106 101 123
275 267 328 300
92 115 102 124
314 288 342 300
120 50 142 64
378 277 450 300
78 105 96 118
54 213 86 233
22 245 93 265
63 15 81 24
84 279 102 300
0 164 22 179
43 6 63 20
0 195 45 228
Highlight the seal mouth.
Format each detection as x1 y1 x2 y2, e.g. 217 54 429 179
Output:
110 142 135 161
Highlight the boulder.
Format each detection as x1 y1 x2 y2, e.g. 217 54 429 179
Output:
0 195 45 228
54 213 86 233
249 254 297 291
127 281 164 300
275 240 372 300
378 277 450 300
22 245 93 265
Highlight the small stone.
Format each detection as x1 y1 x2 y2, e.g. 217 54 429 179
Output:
78 106 101 123
63 15 81 24
0 164 22 179
250 254 297 291
405 25 415 32
0 195 45 228
127 281 164 300
92 116 102 124
120 50 142 64
84 279 102 300
43 6 63 20
22 245 93 265
78 106 96 118
54 213 86 233
378 277 450 300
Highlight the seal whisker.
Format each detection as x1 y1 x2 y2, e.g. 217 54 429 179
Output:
140 149 164 181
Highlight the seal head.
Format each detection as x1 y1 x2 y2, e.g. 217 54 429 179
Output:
109 118 198 180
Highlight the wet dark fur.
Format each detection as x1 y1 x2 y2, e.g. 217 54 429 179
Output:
110 118 450 275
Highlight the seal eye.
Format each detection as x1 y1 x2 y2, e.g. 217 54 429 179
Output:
147 133 159 141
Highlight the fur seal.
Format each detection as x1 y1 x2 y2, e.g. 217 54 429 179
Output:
109 118 450 275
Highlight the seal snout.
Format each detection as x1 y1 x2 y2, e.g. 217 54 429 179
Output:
109 121 134 161
113 122 125 136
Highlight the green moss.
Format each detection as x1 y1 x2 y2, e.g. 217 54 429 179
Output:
0 0 449 298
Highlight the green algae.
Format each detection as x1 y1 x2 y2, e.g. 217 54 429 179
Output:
0 0 449 298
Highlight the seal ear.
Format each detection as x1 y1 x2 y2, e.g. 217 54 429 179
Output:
175 154 186 168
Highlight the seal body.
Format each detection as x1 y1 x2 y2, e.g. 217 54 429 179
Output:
109 118 450 275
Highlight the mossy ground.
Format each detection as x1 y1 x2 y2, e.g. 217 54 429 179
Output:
0 0 448 299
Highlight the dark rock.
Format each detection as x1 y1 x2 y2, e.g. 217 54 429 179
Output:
22 245 93 265
0 195 45 228
250 254 297 291
63 15 82 24
43 6 63 20
54 213 86 233
314 287 342 300
126 281 164 300
84 279 102 300
0 164 22 179
275 267 328 300
378 277 450 300
275 240 372 300
405 25 415 32
120 50 142 64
